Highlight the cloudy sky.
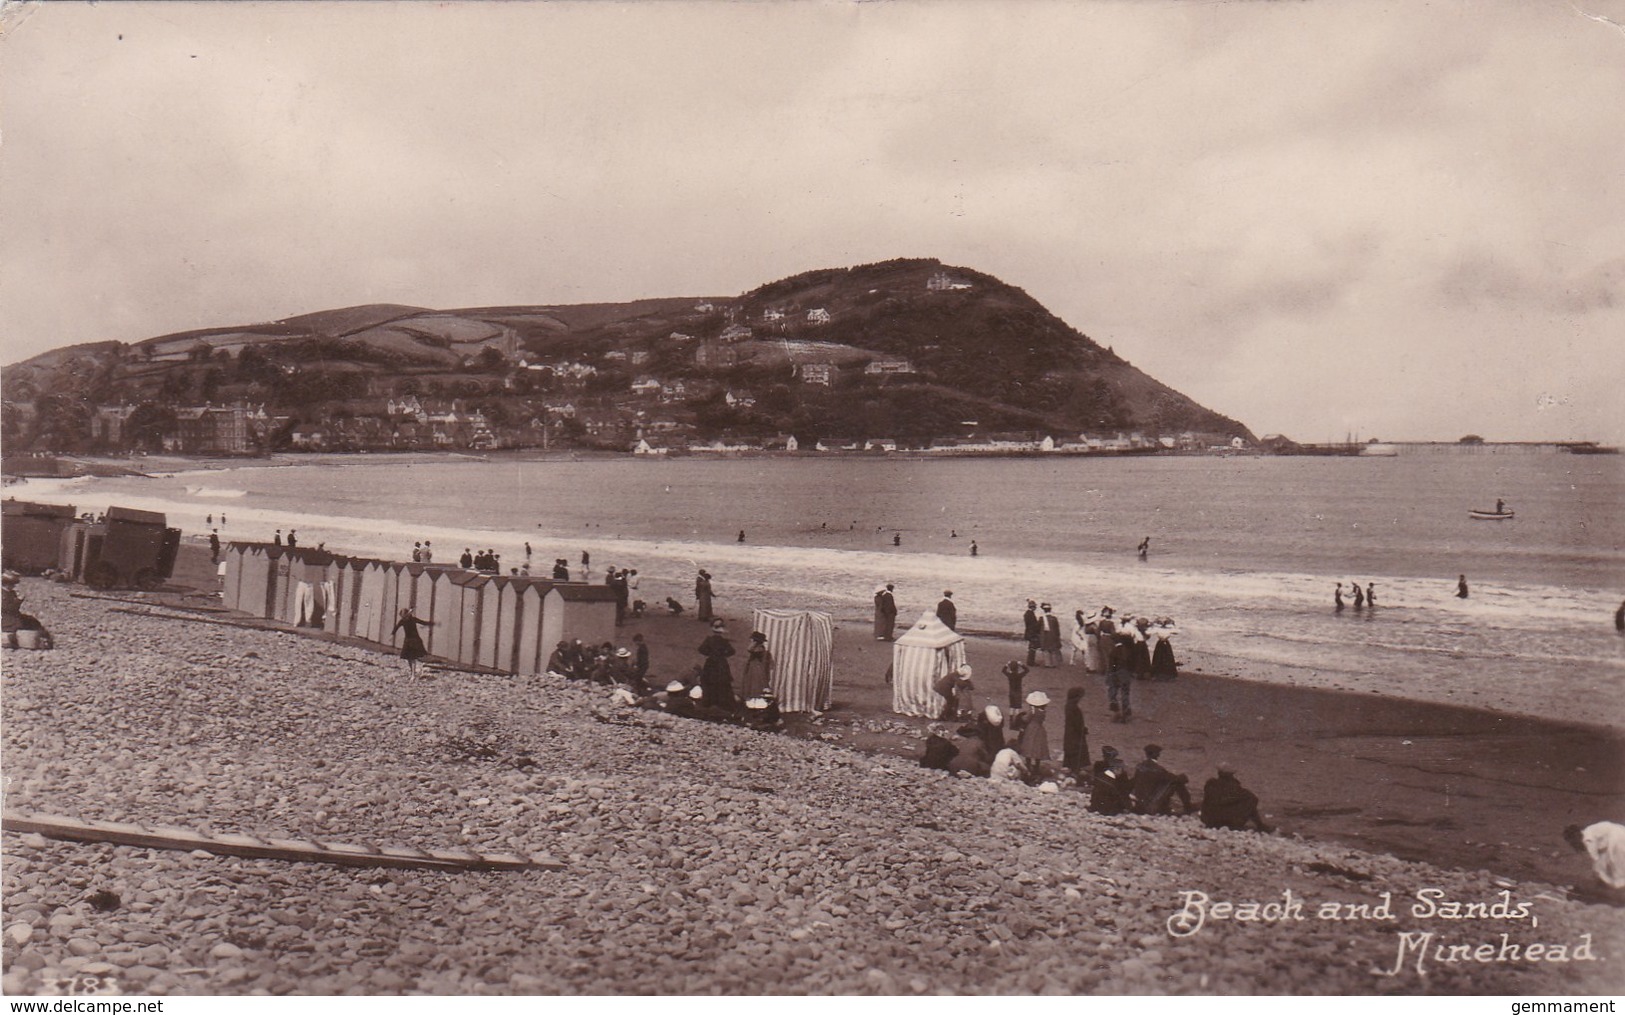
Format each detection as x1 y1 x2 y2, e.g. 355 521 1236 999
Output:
3 0 1622 443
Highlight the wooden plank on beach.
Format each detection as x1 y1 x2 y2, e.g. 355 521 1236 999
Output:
2 810 566 873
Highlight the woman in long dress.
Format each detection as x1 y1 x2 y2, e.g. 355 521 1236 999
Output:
697 620 737 711
1074 611 1102 672
1150 618 1179 680
392 607 434 678
739 631 774 700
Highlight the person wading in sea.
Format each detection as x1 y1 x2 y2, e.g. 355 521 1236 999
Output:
1457 575 1470 599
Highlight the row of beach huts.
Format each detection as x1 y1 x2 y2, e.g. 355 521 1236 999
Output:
220 543 618 675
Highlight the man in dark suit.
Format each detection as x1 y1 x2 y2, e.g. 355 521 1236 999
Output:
1022 599 1041 665
936 590 957 631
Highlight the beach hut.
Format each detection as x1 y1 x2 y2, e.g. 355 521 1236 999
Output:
293 550 335 627
513 580 553 676
375 562 406 647
476 576 508 671
540 584 618 656
890 610 968 718
412 566 452 656
494 576 527 673
457 574 491 668
1 500 77 575
219 543 248 612
325 558 359 636
354 559 390 645
750 609 834 713
431 570 474 663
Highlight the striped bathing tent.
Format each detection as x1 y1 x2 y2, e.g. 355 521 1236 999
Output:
750 609 834 713
891 610 968 718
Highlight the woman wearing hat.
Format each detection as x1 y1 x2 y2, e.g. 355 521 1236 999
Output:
1149 618 1180 680
738 631 775 701
391 606 434 678
1013 690 1053 776
697 619 737 710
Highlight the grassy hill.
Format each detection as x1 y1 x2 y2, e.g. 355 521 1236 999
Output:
2 258 1253 450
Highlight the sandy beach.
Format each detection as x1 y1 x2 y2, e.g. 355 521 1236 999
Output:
3 554 1623 995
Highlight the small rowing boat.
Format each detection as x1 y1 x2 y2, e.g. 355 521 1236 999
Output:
1469 509 1515 520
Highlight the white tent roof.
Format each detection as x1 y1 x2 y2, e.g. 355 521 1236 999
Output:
894 610 963 649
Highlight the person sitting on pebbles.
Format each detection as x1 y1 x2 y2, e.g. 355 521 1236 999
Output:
1199 763 1273 833
989 746 1030 784
1563 820 1625 901
2 572 52 650
961 705 1008 760
740 691 784 732
1088 746 1133 815
1131 744 1193 815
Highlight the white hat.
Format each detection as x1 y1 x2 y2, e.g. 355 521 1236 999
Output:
984 705 1003 725
615 647 632 658
745 697 768 709
957 665 973 679
665 681 685 693
688 686 704 699
1026 690 1050 707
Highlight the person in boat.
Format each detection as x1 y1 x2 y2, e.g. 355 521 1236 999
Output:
1456 575 1470 599
1496 499 1505 514
1334 582 1345 611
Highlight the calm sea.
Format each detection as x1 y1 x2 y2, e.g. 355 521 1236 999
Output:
22 453 1625 726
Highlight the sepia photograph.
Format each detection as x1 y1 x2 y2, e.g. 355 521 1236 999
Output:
1 0 1622 1000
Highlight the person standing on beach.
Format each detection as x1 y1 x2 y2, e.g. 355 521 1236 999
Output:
1012 690 1053 777
1023 600 1042 666
274 529 283 547
1149 618 1179 680
970 540 978 557
581 550 591 577
697 619 737 711
422 541 433 563
1106 633 1134 721
1062 687 1089 774
873 583 898 641
1070 610 1093 668
739 631 774 701
1001 659 1029 711
1040 604 1063 667
632 633 650 685
1456 575 1470 599
460 548 474 569
695 569 715 622
208 530 220 564
737 530 746 543
287 530 298 548
206 514 213 527
936 590 957 631
392 607 434 678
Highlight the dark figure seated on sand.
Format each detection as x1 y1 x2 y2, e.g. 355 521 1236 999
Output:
1131 744 1193 815
1088 747 1133 815
740 693 784 732
1199 764 1272 832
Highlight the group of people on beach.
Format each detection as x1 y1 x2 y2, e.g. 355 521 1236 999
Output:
920 694 1270 833
548 616 787 733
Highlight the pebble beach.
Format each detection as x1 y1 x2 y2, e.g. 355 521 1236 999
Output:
3 579 1623 995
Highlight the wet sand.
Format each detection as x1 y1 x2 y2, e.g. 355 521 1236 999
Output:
165 544 1625 890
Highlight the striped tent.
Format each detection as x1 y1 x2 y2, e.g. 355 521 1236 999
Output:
890 610 967 718
750 609 834 713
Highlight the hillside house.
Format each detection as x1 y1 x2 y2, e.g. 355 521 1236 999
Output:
799 363 838 386
695 342 740 369
719 324 753 344
806 308 831 325
864 438 898 452
927 272 973 292
628 350 650 366
287 423 329 450
668 332 694 343
694 303 715 313
631 378 663 397
169 406 249 454
660 381 689 403
91 405 137 446
761 308 785 322
604 350 629 363
724 390 756 408
543 402 577 419
632 438 669 456
864 359 916 376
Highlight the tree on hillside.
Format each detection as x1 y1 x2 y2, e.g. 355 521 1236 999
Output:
126 402 178 452
30 393 93 451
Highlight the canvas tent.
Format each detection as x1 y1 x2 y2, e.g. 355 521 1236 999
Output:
890 610 968 718
750 609 834 713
